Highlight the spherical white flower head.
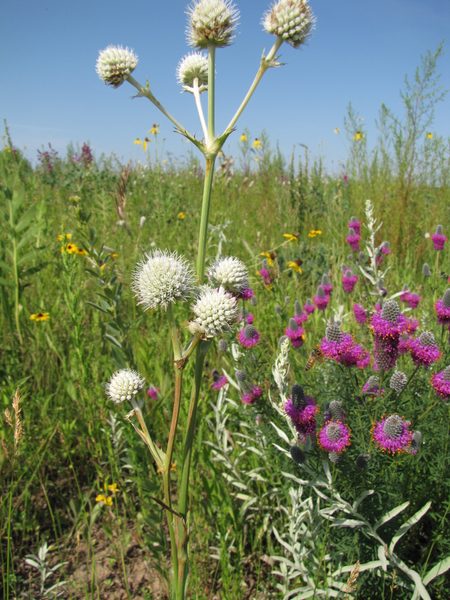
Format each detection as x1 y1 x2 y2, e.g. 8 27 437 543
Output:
106 369 145 404
207 256 249 293
177 52 209 92
191 286 238 338
133 250 195 311
187 0 239 48
96 45 138 87
263 0 315 48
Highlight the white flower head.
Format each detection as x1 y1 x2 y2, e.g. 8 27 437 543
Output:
106 369 145 404
263 0 315 48
187 0 239 48
207 256 249 293
96 45 138 87
191 286 238 338
133 250 195 311
177 52 209 92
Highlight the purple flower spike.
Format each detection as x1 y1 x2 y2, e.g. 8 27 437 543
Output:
342 269 358 293
372 414 413 454
353 303 367 324
346 227 361 252
321 274 333 295
237 324 260 348
258 267 272 286
435 289 450 326
409 332 441 367
362 376 383 396
241 385 263 404
318 421 351 453
348 217 361 236
211 373 228 391
431 366 450 399
284 395 319 426
239 287 255 300
147 386 159 400
431 225 447 251
314 285 329 311
285 318 305 348
245 312 254 324
304 298 315 314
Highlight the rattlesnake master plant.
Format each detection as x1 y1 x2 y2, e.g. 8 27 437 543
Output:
97 1 315 597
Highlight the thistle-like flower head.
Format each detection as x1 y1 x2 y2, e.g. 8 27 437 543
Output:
132 250 195 311
106 369 145 404
191 286 238 337
187 0 239 48
263 0 315 48
381 299 401 323
372 414 413 454
96 45 138 87
177 52 209 92
389 370 407 393
207 256 249 293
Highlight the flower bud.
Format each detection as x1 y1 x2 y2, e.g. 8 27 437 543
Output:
191 286 238 337
177 52 209 92
263 0 315 48
96 45 138 87
187 0 239 48
106 369 145 404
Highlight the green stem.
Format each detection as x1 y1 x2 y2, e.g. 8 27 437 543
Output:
8 198 22 346
176 340 210 597
196 157 216 281
223 38 283 136
207 45 216 141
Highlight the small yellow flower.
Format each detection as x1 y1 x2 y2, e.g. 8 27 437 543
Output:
426 132 433 140
110 252 119 260
334 127 340 135
177 211 186 220
68 195 80 203
95 494 113 506
56 233 72 242
283 233 299 242
252 138 262 150
134 137 150 151
259 251 275 267
157 462 177 474
65 243 79 254
353 131 363 142
30 312 50 322
240 133 248 143
76 247 88 256
149 123 159 136
107 483 119 494
308 229 322 238
287 260 303 274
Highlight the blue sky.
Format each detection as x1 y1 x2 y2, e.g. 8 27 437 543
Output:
2 0 449 171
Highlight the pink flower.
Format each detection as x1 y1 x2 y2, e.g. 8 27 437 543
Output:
304 299 315 314
372 415 413 454
314 285 329 310
241 385 263 404
147 386 159 400
353 303 367 324
342 269 358 293
211 373 228 391
431 366 450 399
346 228 361 252
431 226 447 251
318 421 351 453
237 325 260 348
348 217 360 236
408 332 441 367
285 318 305 348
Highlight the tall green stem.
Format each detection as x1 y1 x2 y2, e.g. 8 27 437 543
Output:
196 158 216 281
8 198 22 346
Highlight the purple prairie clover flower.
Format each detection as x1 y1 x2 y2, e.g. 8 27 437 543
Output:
405 293 421 309
147 386 159 400
285 318 305 348
211 371 228 391
362 376 383 397
284 396 319 427
321 332 370 369
346 227 361 252
245 312 254 324
431 366 450 399
314 285 329 310
372 414 413 454
304 298 315 314
342 269 358 293
374 337 399 371
241 385 263 405
348 216 361 236
353 303 367 324
371 300 408 339
293 299 308 324
321 274 333 295
323 400 345 422
409 332 441 367
435 289 450 326
318 421 351 454
376 241 391 266
239 287 254 300
431 225 447 251
237 324 260 348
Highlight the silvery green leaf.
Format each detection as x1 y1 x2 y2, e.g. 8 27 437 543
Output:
392 556 430 599
358 265 376 284
330 518 366 529
332 559 383 578
374 500 410 531
377 545 388 571
352 489 375 511
389 501 431 553
422 555 450 585
270 421 291 444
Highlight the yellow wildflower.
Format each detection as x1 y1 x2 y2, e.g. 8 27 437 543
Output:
76 247 88 256
252 138 262 150
110 252 119 260
157 462 177 474
56 233 72 242
308 229 322 238
30 312 50 322
287 260 303 274
65 243 79 254
95 494 113 506
259 251 275 267
149 123 159 136
134 137 150 151
283 233 299 242
107 483 119 494
353 131 363 142
240 133 248 143
177 211 186 220
426 132 433 140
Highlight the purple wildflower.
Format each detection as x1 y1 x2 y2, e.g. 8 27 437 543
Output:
147 386 159 400
241 385 263 404
342 269 358 293
237 324 260 348
258 266 272 286
409 332 441 367
211 372 228 390
314 285 329 311
371 300 409 339
245 312 254 324
431 366 450 399
431 225 447 251
318 421 351 453
353 303 367 324
435 289 450 326
376 241 391 266
321 274 333 295
372 414 413 454
348 217 361 236
304 298 315 314
285 318 305 348
373 336 399 371
362 376 383 397
346 227 361 252
239 287 254 300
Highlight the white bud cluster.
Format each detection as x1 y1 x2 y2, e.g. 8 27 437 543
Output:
177 52 209 92
96 45 138 87
263 0 315 48
133 250 195 311
207 256 249 293
191 286 238 337
106 369 145 404
187 0 239 48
